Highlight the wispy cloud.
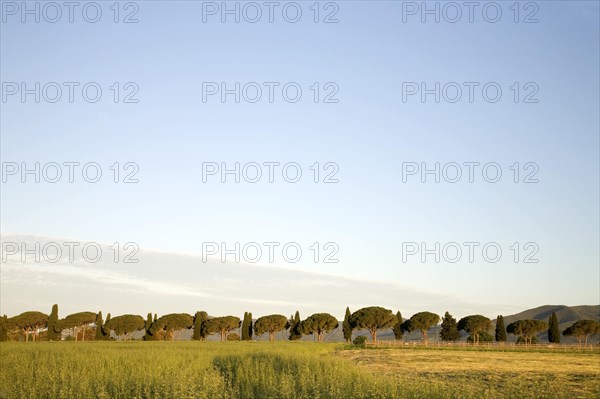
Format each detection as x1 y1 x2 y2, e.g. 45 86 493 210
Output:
1 232 482 318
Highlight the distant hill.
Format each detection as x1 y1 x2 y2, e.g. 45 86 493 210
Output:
502 305 600 333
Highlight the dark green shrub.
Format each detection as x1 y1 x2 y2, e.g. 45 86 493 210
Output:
353 336 367 347
227 333 240 341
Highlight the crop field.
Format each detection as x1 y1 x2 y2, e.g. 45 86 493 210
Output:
1 342 598 399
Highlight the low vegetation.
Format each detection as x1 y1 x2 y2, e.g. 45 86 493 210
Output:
1 341 598 399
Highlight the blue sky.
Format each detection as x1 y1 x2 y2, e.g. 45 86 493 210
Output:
1 1 599 318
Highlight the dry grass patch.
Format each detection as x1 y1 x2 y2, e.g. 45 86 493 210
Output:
336 347 600 398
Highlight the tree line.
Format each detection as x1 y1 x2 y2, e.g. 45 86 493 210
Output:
0 305 598 346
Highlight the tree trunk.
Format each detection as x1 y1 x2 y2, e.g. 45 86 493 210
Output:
422 329 428 345
371 328 377 344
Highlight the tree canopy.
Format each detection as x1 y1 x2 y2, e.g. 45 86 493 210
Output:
300 313 338 342
9 311 48 342
457 315 491 344
204 316 240 342
254 314 288 342
563 320 600 345
104 314 145 341
405 312 440 344
349 306 396 344
149 313 193 341
507 319 547 345
61 311 97 341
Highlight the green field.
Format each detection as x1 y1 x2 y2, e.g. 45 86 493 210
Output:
1 342 598 399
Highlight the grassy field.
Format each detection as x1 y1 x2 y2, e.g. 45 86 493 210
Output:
0 342 598 399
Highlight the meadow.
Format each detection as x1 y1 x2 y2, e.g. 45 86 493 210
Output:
0 342 598 399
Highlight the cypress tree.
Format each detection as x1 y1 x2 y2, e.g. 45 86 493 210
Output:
495 315 507 342
241 312 249 340
247 312 253 341
103 313 111 340
548 312 561 343
241 312 254 341
47 304 60 341
342 307 352 343
392 311 404 340
144 313 154 341
439 311 460 341
94 311 104 340
192 311 208 341
288 311 302 341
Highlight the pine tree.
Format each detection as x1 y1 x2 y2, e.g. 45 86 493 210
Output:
440 311 460 341
94 311 104 340
548 312 561 343
495 315 507 342
342 307 352 343
392 311 404 340
47 304 60 341
289 311 302 341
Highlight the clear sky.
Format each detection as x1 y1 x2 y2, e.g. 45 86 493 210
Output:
1 1 599 319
